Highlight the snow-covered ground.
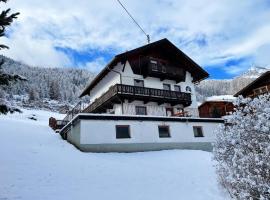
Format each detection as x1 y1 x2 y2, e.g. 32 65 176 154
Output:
0 109 229 200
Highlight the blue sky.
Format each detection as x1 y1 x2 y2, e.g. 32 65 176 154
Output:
2 0 270 79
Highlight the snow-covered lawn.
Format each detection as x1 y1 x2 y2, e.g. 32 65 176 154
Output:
0 109 228 200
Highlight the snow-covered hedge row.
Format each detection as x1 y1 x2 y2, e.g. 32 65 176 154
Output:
213 94 270 200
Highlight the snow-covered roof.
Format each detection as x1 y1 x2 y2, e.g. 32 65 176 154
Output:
205 95 236 102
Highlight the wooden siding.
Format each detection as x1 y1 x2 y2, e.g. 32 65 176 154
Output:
199 101 234 118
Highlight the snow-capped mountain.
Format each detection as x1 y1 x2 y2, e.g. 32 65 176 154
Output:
237 66 268 79
196 66 269 102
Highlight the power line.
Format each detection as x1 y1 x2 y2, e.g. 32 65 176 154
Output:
116 0 150 44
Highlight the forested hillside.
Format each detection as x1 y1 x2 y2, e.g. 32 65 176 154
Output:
0 55 94 111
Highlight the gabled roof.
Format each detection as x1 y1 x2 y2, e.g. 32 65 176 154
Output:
80 38 209 97
234 71 270 97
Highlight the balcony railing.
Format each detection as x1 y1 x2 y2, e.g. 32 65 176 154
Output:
63 101 86 122
83 84 191 113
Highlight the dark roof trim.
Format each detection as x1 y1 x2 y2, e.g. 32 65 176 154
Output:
234 71 270 97
77 114 224 122
80 38 209 97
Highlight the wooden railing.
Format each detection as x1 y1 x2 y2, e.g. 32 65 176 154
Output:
83 85 118 113
83 84 191 113
63 101 85 122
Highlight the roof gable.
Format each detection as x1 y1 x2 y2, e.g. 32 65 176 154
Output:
80 38 209 97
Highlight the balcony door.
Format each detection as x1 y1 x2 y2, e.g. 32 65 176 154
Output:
166 107 174 116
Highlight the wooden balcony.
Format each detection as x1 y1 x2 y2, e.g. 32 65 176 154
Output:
130 56 186 83
82 84 192 113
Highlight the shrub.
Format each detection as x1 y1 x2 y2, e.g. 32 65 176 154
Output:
213 94 270 199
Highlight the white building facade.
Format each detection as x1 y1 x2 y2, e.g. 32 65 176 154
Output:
59 39 221 153
62 114 223 152
80 39 208 117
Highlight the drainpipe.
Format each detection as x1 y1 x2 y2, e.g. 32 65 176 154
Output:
106 63 124 114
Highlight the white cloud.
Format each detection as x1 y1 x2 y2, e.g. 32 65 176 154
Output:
81 57 107 73
1 0 270 74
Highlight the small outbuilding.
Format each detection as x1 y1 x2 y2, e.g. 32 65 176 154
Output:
199 101 234 118
198 95 235 118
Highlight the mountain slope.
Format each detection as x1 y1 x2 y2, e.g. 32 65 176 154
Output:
0 55 94 106
196 66 269 102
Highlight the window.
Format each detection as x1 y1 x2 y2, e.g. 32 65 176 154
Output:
163 84 171 91
150 60 158 71
186 86 192 92
193 126 204 137
174 85 181 92
135 106 147 115
161 64 166 73
261 86 268 93
134 79 144 87
158 126 170 138
116 125 131 139
254 88 261 95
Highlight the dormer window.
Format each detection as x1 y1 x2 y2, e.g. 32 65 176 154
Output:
186 86 192 93
150 60 158 71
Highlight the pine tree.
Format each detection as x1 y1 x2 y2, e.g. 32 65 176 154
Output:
49 81 60 100
0 0 20 114
28 88 39 102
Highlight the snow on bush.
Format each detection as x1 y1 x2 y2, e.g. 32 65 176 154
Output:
213 94 270 200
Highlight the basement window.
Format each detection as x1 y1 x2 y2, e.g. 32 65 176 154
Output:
158 126 171 138
193 126 204 137
116 125 131 139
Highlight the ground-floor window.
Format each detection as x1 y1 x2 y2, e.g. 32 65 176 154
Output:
158 125 170 138
135 106 147 115
193 126 204 137
116 125 131 139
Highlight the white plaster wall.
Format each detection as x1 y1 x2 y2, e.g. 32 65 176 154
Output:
79 119 220 145
89 63 122 102
122 101 166 116
114 101 171 116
